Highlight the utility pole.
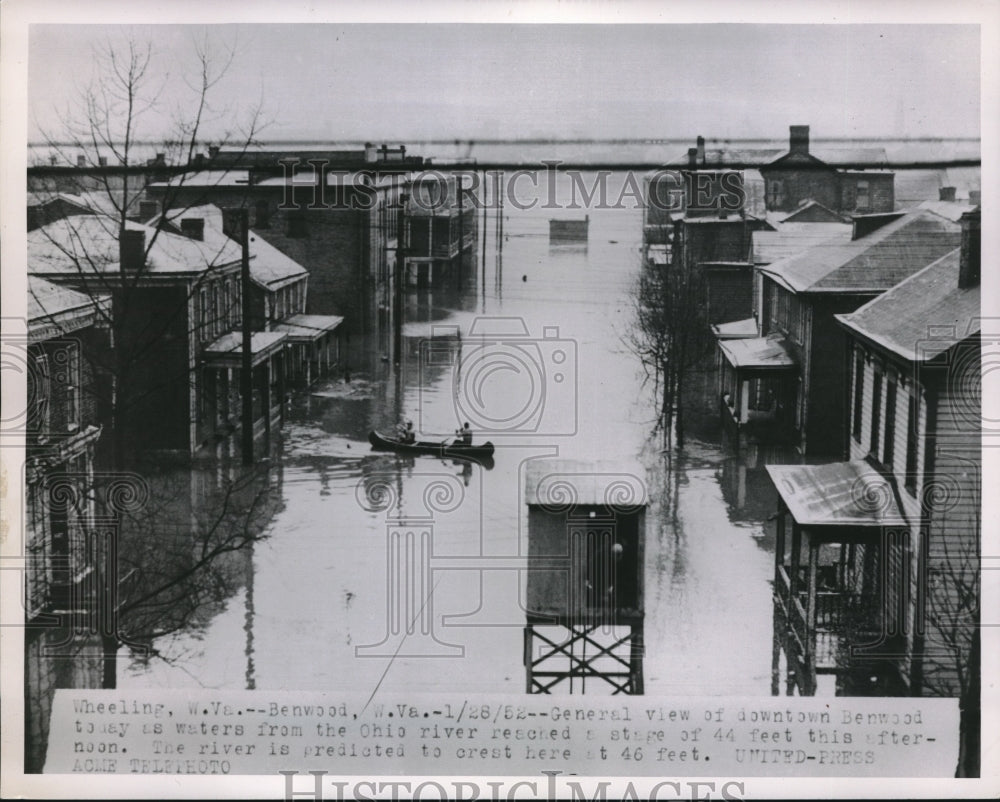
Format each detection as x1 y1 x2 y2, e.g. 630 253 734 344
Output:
393 193 408 365
240 207 254 465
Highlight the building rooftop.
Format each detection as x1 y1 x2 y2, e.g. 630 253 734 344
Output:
203 331 288 366
773 200 850 224
524 459 648 508
28 275 101 341
29 214 242 276
915 199 980 224
718 335 797 370
272 314 344 342
152 204 309 287
752 222 852 265
711 317 759 340
766 461 908 527
758 209 960 294
835 248 979 363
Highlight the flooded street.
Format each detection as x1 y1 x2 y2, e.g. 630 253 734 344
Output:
121 173 781 698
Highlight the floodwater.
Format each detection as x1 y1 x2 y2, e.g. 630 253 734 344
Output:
121 172 781 698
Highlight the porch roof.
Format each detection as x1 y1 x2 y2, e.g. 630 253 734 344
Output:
271 314 344 342
711 317 758 340
203 330 287 367
766 461 909 528
718 335 796 370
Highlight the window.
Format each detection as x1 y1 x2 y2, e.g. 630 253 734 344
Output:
767 178 785 208
33 352 51 441
905 394 918 494
223 280 232 330
852 351 864 443
856 180 870 211
212 284 221 336
200 288 210 340
64 342 80 432
883 377 897 469
869 370 882 457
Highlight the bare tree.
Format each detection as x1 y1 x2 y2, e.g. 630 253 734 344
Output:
627 231 710 449
24 31 276 770
920 506 980 777
30 30 268 469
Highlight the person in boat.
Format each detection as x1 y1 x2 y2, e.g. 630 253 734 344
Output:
454 421 473 446
398 419 416 444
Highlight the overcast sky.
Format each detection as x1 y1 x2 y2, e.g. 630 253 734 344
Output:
27 23 981 143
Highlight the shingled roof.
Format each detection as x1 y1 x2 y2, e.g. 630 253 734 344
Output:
758 209 961 294
835 248 979 363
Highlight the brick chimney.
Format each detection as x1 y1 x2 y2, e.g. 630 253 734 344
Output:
958 207 980 289
77 154 86 168
120 230 146 272
180 218 205 241
138 200 159 223
938 186 956 202
221 208 241 239
789 125 810 155
687 147 698 168
696 135 705 165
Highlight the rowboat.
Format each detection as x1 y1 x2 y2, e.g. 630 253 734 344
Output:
368 430 496 465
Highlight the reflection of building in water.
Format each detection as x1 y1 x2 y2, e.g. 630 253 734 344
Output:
523 460 647 695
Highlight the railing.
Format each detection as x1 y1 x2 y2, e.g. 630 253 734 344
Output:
432 239 461 258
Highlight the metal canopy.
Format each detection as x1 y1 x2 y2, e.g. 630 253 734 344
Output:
718 335 796 371
766 460 909 528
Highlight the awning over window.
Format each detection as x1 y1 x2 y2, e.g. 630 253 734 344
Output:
719 335 796 371
766 460 909 528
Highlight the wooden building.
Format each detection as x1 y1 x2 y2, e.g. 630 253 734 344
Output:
767 208 980 698
523 460 648 694
715 208 961 456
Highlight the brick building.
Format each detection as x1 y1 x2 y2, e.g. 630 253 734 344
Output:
28 214 285 458
146 149 416 364
24 276 106 772
760 126 895 215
